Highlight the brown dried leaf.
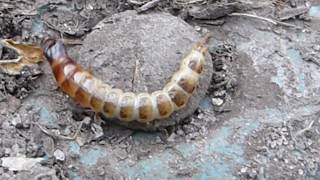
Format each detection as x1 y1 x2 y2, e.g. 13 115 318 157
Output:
0 39 44 75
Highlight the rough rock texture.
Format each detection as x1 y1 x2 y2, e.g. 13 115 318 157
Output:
71 10 213 130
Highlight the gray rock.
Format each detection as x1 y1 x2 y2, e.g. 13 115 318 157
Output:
72 10 213 130
1 157 44 171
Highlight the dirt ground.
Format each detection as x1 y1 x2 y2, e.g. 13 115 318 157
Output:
0 0 320 179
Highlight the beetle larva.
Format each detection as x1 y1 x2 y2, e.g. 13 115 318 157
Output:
41 34 211 123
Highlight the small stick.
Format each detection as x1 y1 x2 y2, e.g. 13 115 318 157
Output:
229 12 303 29
0 57 23 64
304 57 320 67
137 0 161 13
0 43 3 59
128 0 146 5
34 121 84 140
132 59 140 92
294 120 314 137
174 0 205 5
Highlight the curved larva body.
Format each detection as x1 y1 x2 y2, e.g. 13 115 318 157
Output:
42 35 210 123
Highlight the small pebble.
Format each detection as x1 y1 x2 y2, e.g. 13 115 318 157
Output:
313 45 320 51
11 144 20 155
76 136 86 146
155 136 162 144
194 26 201 32
167 133 176 142
53 149 65 161
197 113 204 119
241 167 247 173
4 148 11 156
116 149 128 160
97 166 105 176
289 0 296 7
11 115 22 127
176 129 184 136
91 123 104 140
202 27 209 34
82 116 92 126
270 141 277 149
1 121 11 129
99 140 107 145
211 98 224 106
62 127 71 136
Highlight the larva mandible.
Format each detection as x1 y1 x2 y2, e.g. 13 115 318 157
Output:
41 34 211 123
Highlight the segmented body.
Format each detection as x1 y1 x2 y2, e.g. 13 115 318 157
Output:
41 34 211 123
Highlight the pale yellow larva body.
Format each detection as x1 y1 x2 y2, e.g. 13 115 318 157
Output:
42 34 210 123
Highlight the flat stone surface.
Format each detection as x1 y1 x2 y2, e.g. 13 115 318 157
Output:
72 10 213 130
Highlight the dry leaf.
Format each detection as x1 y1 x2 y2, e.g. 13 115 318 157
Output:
0 39 44 75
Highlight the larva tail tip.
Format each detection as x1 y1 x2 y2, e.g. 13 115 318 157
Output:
193 32 212 53
199 33 213 46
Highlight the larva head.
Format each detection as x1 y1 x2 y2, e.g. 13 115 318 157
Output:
41 38 67 63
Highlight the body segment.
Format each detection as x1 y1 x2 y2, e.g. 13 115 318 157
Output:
41 34 211 123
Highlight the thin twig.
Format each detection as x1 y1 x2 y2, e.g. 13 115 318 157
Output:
62 39 83 46
43 21 64 38
174 0 206 5
128 0 147 5
34 121 84 140
303 56 320 67
0 43 3 58
294 120 314 137
137 0 161 13
0 57 23 64
132 59 140 92
308 60 320 66
34 169 56 180
229 12 303 29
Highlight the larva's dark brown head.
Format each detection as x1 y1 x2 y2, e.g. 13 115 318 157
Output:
41 37 67 63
